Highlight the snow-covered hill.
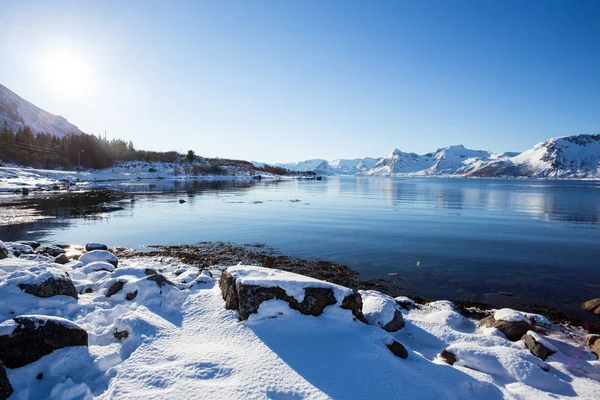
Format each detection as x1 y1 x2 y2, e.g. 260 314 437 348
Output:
0 83 83 137
464 135 600 178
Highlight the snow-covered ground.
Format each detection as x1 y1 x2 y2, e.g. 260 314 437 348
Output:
1 241 599 399
0 162 283 193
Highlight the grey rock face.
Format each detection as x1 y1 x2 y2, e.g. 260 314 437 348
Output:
0 316 88 368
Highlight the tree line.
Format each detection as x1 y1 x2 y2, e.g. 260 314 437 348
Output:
0 122 180 169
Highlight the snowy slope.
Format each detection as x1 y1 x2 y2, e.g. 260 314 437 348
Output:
1 253 600 399
275 159 328 172
465 134 600 178
0 83 83 138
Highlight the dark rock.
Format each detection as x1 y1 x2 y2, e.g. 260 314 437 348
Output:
220 270 365 321
582 298 600 316
586 334 600 348
382 310 406 332
387 340 408 359
125 290 138 300
114 329 129 340
440 348 456 365
0 249 7 260
0 316 88 368
106 281 125 297
22 188 29 195
340 292 367 323
144 268 158 276
36 373 43 380
522 333 555 361
37 245 65 257
146 274 174 288
85 243 108 252
53 185 61 191
179 199 186 204
19 277 78 299
0 361 12 400
16 240 40 249
478 315 533 342
54 254 70 265
84 288 93 294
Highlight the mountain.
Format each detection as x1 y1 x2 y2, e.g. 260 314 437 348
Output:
464 134 600 178
273 159 328 172
0 83 83 137
315 157 381 175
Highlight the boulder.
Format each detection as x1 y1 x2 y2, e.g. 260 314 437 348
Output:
479 313 533 342
592 341 600 359
79 250 118 268
360 290 405 332
16 265 78 299
582 298 600 316
440 348 456 365
81 261 115 274
54 254 70 265
387 340 408 359
106 281 125 297
16 240 40 249
522 333 555 361
0 241 7 260
5 242 34 255
146 274 174 288
125 290 138 300
220 266 366 322
586 334 600 348
37 245 65 257
0 316 88 368
0 361 12 400
85 243 108 252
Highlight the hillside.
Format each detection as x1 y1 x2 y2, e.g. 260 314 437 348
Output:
0 83 83 138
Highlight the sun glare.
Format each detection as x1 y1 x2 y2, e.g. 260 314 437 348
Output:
39 47 95 98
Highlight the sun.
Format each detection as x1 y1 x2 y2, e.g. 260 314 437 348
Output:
39 47 95 98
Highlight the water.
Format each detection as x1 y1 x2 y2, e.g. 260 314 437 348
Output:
2 177 600 317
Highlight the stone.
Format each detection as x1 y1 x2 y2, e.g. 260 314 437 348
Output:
16 240 40 249
0 316 88 368
106 281 125 297
146 274 174 288
522 333 555 361
37 245 65 257
219 270 366 322
478 315 533 342
440 348 456 365
586 334 600 348
19 277 78 299
0 249 7 260
144 268 158 276
360 290 405 332
54 254 70 265
85 243 108 252
114 329 129 340
387 340 408 359
125 290 138 301
79 250 118 268
179 199 186 204
22 188 29 195
0 361 12 400
582 298 600 316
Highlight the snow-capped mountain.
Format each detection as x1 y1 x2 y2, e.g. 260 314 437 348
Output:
464 134 600 178
315 157 381 175
0 83 83 137
274 159 328 172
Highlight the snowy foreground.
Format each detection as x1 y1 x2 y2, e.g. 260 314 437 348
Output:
1 242 600 399
0 162 284 193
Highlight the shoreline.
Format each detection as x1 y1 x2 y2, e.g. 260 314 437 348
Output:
115 242 600 333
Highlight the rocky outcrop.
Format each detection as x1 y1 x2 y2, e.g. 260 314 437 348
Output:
19 276 78 299
220 269 366 322
582 298 600 316
0 361 12 400
0 316 88 368
522 333 555 361
387 340 408 359
478 315 532 342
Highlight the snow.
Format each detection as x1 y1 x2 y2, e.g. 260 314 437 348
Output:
359 290 401 328
494 308 531 323
225 265 354 303
0 319 17 336
79 251 118 266
1 256 600 399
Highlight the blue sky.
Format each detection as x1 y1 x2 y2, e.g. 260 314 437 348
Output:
0 0 598 162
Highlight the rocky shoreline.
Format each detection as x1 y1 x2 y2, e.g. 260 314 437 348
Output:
1 239 600 398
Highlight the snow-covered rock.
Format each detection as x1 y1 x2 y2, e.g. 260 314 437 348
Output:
5 262 78 299
0 360 12 400
0 315 87 368
85 243 108 252
359 290 405 332
220 265 364 321
79 250 118 268
523 331 556 361
479 309 533 341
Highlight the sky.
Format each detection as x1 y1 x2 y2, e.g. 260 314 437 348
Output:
0 0 598 163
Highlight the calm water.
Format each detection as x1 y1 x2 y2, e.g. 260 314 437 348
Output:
2 177 600 317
